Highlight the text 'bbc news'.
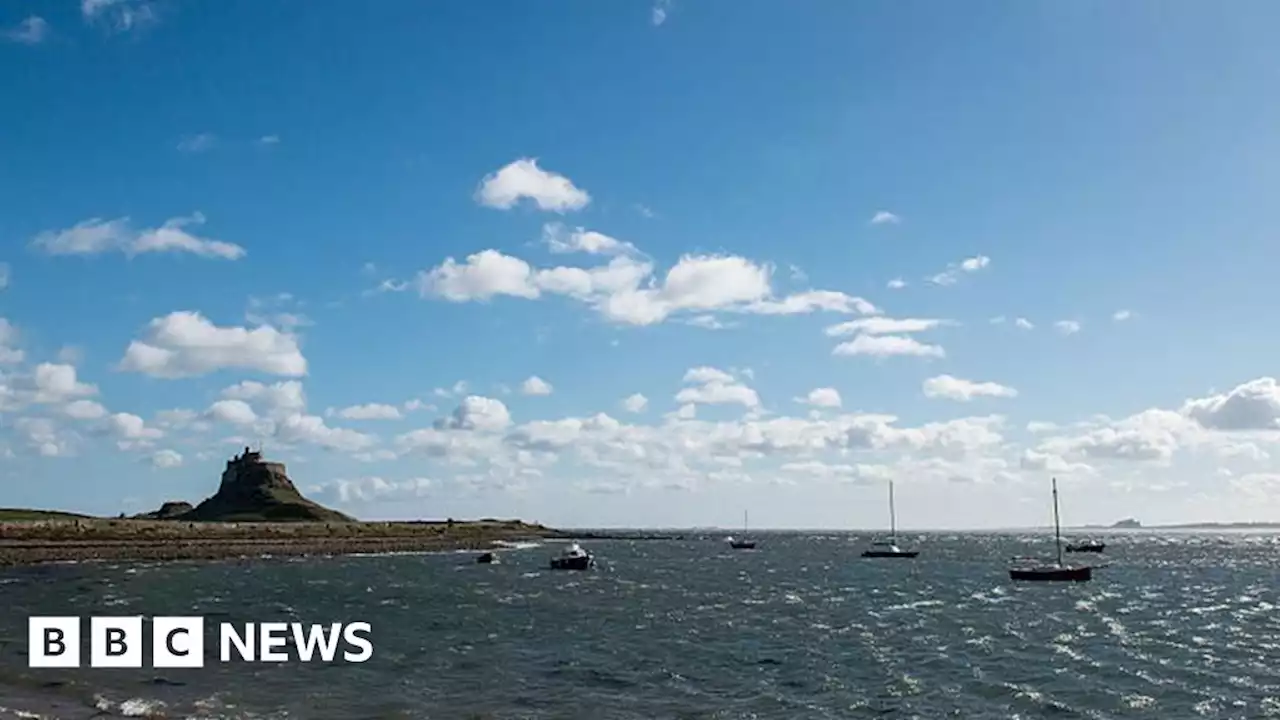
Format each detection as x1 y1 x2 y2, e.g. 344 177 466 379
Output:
29 617 373 668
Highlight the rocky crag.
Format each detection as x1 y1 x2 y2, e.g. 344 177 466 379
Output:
133 501 195 520
181 448 353 522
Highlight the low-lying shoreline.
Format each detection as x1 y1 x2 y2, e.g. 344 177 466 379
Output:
0 518 569 567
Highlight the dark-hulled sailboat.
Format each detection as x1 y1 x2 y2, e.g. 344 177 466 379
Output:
1009 478 1092 582
861 480 918 559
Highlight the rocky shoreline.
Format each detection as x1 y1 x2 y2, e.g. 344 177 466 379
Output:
0 518 568 567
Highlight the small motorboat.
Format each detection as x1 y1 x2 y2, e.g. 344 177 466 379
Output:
860 539 919 559
1065 539 1105 553
549 543 594 570
476 551 498 564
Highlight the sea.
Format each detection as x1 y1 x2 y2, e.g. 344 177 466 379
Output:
2 531 1280 719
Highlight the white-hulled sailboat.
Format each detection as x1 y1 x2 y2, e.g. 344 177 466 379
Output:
861 480 918 559
728 509 756 549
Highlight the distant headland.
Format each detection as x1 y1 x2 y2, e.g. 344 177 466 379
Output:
0 449 565 566
1079 517 1280 530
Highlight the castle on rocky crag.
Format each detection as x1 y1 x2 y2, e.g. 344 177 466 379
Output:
140 446 353 522
219 446 297 496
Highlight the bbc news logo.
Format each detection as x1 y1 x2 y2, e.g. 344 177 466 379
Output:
29 617 373 668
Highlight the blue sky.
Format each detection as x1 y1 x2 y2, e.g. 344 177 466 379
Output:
3 0 1280 529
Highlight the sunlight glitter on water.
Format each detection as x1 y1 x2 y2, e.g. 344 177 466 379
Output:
3 532 1280 718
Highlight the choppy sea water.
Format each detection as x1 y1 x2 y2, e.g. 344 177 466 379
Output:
3 531 1280 719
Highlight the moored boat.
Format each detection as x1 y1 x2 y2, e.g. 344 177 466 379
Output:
476 551 498 564
861 480 919 559
727 510 757 549
549 542 594 570
1009 478 1093 583
861 540 919 559
1009 563 1092 581
1065 539 1105 553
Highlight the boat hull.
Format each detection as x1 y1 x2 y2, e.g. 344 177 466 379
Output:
1065 544 1105 553
729 541 756 549
476 552 497 564
1009 565 1092 582
549 555 593 570
861 550 919 558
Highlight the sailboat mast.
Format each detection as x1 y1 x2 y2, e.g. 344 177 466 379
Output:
1052 477 1063 566
744 509 748 533
889 480 897 540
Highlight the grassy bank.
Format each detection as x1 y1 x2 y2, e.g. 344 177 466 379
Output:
0 515 568 566
0 508 96 522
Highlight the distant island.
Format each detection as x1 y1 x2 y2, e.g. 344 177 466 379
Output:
0 448 567 566
1078 517 1280 530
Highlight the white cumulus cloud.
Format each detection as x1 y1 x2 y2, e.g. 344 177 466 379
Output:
118 311 307 378
416 250 541 302
63 399 108 420
676 367 760 408
31 363 98 403
474 158 590 213
825 317 945 337
220 380 307 419
1182 377 1280 431
436 396 513 432
334 403 403 420
542 223 635 256
206 399 258 426
797 387 842 408
105 412 163 443
417 248 872 327
832 335 945 359
622 393 649 413
922 375 1018 401
274 414 376 452
521 376 554 396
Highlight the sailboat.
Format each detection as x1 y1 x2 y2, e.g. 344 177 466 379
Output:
727 510 756 549
861 480 918 558
1009 478 1092 582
